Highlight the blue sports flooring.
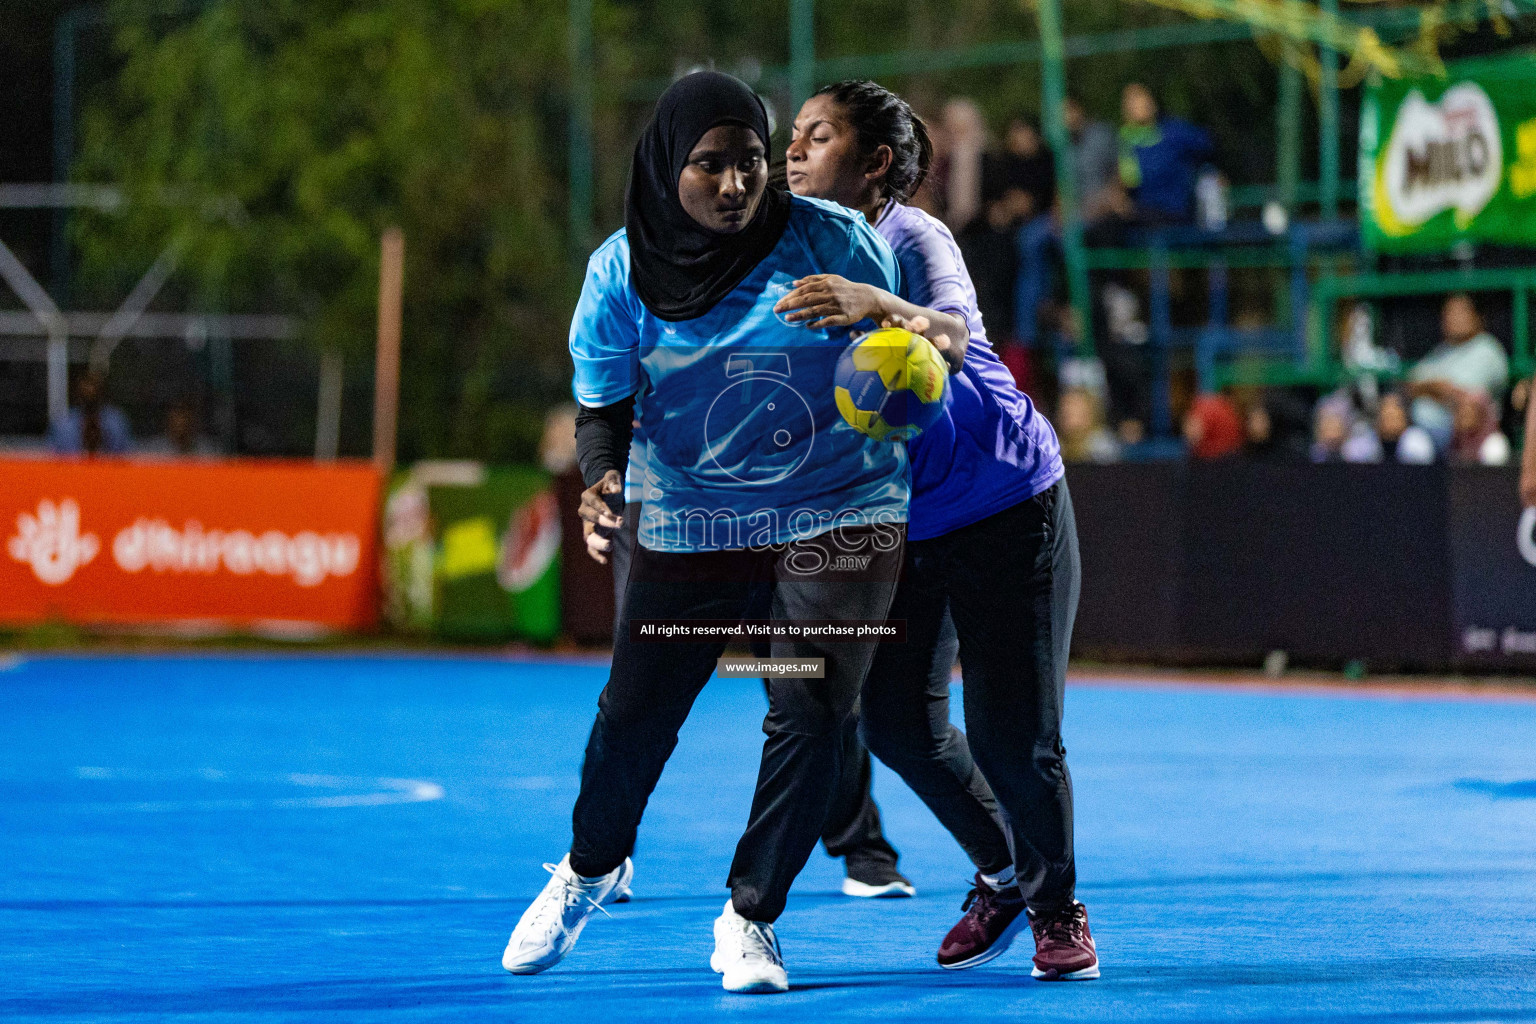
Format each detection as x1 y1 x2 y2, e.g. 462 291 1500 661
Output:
2 653 1535 1023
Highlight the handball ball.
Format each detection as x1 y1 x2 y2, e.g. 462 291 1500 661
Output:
834 327 951 442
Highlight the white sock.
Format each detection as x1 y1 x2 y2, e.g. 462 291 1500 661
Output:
980 866 1016 890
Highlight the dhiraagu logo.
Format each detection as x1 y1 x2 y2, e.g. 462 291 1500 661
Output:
1374 82 1502 237
703 353 816 486
7 498 99 585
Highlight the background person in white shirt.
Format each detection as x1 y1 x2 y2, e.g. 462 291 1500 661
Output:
1407 293 1509 451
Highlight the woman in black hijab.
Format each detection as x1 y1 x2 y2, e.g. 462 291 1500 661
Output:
624 71 791 319
501 71 916 994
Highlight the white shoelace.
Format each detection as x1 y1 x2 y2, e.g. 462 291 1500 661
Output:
529 861 612 931
736 919 783 967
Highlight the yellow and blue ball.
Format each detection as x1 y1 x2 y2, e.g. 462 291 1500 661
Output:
834 327 951 442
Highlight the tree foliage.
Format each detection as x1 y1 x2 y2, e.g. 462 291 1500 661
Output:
75 0 1296 459
76 0 576 461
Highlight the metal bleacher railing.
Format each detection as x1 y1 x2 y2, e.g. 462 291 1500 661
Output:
1082 216 1362 437
1081 210 1536 438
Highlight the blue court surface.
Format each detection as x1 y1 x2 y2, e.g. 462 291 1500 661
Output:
3 653 1535 1023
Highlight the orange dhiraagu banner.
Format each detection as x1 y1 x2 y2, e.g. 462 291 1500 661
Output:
0 459 382 630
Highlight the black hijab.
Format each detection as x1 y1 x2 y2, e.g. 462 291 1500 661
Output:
625 71 791 322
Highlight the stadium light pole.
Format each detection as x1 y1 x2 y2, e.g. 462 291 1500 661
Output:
1036 0 1093 353
568 0 595 258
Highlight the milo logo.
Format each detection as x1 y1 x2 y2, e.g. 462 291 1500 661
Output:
1373 82 1503 236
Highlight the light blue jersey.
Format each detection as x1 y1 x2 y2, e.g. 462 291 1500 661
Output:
572 195 909 553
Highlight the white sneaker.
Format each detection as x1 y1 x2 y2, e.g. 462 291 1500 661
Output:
841 876 916 898
710 899 789 993
501 855 633 974
603 871 633 905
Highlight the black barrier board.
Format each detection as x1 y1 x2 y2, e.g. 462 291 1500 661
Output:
1448 467 1536 669
1181 463 1452 666
1069 463 1184 658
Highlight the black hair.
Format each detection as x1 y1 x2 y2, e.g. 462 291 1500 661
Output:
812 79 933 203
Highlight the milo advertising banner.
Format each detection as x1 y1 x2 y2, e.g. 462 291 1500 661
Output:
383 465 561 642
1361 51 1536 252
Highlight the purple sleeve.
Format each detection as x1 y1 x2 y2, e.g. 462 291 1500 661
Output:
890 216 972 320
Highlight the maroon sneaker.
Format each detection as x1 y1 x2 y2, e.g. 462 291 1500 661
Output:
1028 900 1100 980
936 875 1029 969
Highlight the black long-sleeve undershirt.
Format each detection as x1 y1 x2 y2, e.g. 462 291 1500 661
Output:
574 396 635 489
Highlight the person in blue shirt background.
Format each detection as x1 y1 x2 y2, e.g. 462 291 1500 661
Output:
501 71 913 995
48 371 133 456
1117 81 1213 225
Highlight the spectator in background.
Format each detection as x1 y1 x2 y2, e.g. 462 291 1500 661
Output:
1088 85 1213 444
49 370 131 456
1450 391 1511 465
140 397 217 458
1407 293 1509 451
1182 393 1242 460
970 116 1055 343
1117 82 1213 226
986 117 1056 231
1066 95 1124 225
1056 386 1119 463
1013 97 1122 353
939 98 988 231
1240 398 1282 461
1240 392 1311 462
1374 391 1436 464
1311 392 1378 463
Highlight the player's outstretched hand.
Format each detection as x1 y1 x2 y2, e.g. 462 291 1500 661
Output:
579 470 624 565
881 312 956 373
775 274 880 329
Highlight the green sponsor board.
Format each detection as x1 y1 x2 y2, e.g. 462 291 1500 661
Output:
382 467 561 642
1361 51 1536 252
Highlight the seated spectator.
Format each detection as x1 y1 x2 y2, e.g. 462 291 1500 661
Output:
1240 400 1285 461
1241 391 1312 462
139 397 217 458
1311 392 1378 463
1374 391 1436 464
1450 390 1511 465
1182 393 1242 460
1407 293 1509 450
1117 82 1213 226
49 370 131 456
1057 386 1120 463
